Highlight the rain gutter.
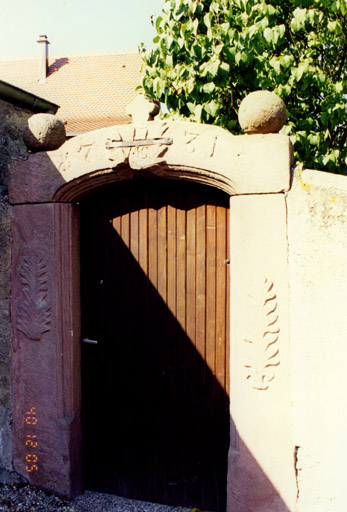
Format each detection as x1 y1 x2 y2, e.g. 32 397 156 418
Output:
0 79 59 114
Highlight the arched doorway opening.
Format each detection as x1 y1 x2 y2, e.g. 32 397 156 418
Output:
10 119 294 511
80 177 230 511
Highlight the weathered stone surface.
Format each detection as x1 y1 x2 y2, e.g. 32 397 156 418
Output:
23 114 66 152
0 195 13 476
0 405 12 470
0 98 31 481
228 194 296 512
8 152 66 205
287 168 347 512
0 196 11 302
0 99 30 193
126 95 160 124
11 204 81 497
238 91 287 134
9 121 292 204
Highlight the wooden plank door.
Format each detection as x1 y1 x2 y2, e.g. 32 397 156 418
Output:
80 177 230 511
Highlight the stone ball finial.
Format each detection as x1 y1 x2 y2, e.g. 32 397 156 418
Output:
23 114 66 152
126 95 160 124
238 90 287 134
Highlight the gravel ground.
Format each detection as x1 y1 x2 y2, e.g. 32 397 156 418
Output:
0 483 201 512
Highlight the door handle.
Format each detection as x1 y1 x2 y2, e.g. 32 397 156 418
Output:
82 338 98 345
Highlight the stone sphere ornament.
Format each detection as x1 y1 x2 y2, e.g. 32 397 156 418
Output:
23 113 66 152
238 90 287 134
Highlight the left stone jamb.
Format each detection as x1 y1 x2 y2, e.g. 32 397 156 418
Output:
0 98 37 483
11 202 82 498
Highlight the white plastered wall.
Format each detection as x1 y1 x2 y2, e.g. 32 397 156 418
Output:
287 168 347 512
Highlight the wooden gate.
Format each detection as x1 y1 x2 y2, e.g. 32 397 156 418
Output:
80 177 230 511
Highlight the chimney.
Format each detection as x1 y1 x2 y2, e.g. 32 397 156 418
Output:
37 35 50 83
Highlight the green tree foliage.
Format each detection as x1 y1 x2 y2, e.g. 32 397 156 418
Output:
140 0 347 173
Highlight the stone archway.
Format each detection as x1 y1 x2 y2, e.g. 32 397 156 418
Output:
9 118 296 510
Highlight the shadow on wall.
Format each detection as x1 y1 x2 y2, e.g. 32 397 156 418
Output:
79 178 291 512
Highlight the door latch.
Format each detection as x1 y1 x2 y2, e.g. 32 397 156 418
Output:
83 338 98 345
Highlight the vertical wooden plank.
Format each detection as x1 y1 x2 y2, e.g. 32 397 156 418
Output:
110 199 122 341
176 204 186 332
215 204 227 391
157 202 167 303
167 202 176 318
206 203 216 378
121 194 131 397
176 189 188 503
147 188 159 491
148 191 158 290
186 195 196 346
195 203 206 361
205 200 217 508
130 208 139 262
112 211 121 237
100 197 112 275
139 188 149 389
225 199 230 397
121 202 130 248
139 194 148 276
166 196 177 502
195 196 207 508
156 190 168 502
185 190 197 507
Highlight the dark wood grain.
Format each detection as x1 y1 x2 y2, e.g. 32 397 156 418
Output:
80 178 230 511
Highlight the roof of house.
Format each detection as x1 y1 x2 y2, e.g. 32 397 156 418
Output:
0 51 143 133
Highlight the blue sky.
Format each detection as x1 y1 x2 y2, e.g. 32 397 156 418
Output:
0 0 165 58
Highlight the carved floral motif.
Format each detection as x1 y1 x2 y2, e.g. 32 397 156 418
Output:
243 276 280 390
16 255 51 341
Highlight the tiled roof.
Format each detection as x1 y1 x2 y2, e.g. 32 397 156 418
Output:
0 51 143 133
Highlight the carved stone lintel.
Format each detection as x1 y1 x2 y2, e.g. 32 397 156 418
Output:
243 276 280 390
9 121 292 205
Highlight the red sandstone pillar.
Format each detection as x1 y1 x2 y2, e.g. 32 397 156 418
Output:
11 203 81 498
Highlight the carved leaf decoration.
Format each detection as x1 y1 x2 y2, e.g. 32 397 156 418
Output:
17 255 51 341
243 276 280 390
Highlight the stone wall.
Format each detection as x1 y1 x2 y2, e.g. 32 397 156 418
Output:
0 98 30 480
0 99 30 192
287 168 347 512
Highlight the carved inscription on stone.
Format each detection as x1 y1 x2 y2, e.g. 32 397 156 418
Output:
57 150 72 174
16 255 51 341
106 129 131 162
184 131 217 157
243 276 280 390
129 123 171 169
